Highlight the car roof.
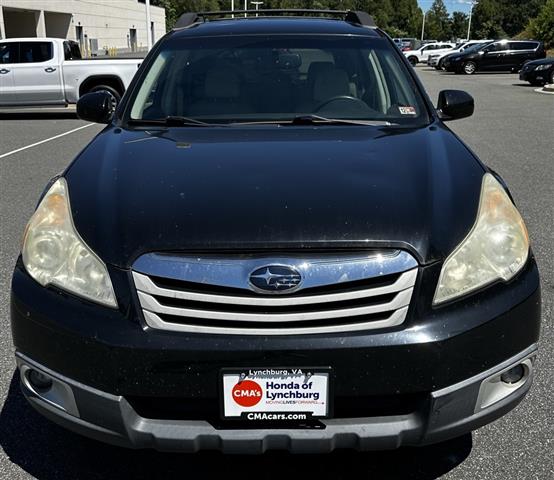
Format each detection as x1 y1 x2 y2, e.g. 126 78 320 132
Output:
170 17 383 38
420 42 453 47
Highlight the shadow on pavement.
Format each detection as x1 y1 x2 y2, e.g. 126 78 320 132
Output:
0 110 78 120
0 371 472 479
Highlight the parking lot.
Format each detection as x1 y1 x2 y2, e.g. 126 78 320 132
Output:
0 68 552 479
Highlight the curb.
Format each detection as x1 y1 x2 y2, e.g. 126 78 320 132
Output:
534 84 554 95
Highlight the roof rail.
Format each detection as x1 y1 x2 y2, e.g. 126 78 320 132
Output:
174 10 376 29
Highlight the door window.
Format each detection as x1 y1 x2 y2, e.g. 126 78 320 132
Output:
19 42 54 63
509 42 538 51
64 41 82 60
488 42 509 52
0 43 18 64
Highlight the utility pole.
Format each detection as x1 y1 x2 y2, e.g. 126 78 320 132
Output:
231 0 234 18
467 1 478 41
244 0 247 17
421 11 427 42
145 0 152 51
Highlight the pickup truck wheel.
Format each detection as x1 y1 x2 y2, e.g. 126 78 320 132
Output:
89 85 121 106
408 56 418 67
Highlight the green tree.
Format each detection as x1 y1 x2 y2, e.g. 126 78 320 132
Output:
472 0 506 38
450 11 468 40
386 0 422 37
499 0 546 37
472 0 546 39
529 0 554 47
425 0 451 40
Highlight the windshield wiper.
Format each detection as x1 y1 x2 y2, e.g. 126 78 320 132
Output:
231 115 393 126
128 115 394 128
291 115 393 126
128 116 222 127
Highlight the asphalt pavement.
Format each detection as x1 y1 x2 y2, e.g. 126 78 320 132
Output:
0 69 552 480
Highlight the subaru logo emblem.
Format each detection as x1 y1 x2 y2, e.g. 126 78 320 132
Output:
249 265 302 294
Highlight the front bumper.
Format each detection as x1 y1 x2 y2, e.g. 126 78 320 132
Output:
11 258 541 452
444 62 461 72
520 68 550 84
16 346 537 453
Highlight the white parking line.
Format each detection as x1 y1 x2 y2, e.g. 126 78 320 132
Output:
0 123 94 160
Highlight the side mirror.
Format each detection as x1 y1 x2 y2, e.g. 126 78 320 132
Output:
437 90 474 121
76 91 115 124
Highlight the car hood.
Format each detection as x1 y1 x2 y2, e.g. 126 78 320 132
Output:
446 52 466 61
65 124 484 268
525 57 554 66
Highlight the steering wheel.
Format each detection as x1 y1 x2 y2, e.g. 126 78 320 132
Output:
313 95 369 113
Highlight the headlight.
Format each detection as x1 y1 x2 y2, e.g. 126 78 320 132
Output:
535 64 550 71
22 178 117 308
433 173 529 305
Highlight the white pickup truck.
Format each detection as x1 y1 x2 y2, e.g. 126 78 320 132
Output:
0 37 141 107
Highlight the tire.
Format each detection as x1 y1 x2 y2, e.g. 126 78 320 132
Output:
434 66 442 71
408 56 418 67
89 84 122 107
550 70 554 84
463 61 477 75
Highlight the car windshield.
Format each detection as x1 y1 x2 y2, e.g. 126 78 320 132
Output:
127 35 430 126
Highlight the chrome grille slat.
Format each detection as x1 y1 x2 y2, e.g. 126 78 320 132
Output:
133 269 417 307
132 251 418 335
142 307 408 336
137 288 412 323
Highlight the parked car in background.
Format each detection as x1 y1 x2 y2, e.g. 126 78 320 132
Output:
428 41 491 70
398 38 419 52
393 38 403 49
0 37 141 107
404 42 456 66
443 40 546 75
519 57 554 85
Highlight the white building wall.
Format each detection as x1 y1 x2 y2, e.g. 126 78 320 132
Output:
0 0 166 53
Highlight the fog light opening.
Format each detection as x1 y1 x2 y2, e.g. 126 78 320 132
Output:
27 369 53 392
501 364 526 385
475 357 534 412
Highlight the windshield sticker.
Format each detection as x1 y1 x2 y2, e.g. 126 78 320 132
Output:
399 106 417 115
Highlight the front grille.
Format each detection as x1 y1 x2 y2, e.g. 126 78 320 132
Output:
132 250 418 335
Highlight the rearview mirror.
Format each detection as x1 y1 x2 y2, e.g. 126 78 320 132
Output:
276 53 302 70
76 91 115 124
437 90 474 121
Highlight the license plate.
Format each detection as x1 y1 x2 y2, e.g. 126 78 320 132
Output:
221 368 331 421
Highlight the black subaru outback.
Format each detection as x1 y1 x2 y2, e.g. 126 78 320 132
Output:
11 10 541 453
